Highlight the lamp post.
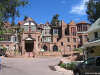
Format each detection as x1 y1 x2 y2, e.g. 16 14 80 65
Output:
63 43 65 55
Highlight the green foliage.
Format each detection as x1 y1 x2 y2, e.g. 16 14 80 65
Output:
0 38 5 41
60 63 66 68
58 50 61 52
51 14 60 26
0 30 4 35
11 19 16 26
67 62 76 70
24 15 28 21
86 0 100 23
1 46 7 51
0 0 29 22
74 48 79 51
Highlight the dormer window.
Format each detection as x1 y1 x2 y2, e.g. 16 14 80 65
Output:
94 32 98 38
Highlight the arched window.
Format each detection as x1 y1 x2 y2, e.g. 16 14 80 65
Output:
53 45 58 51
43 45 48 51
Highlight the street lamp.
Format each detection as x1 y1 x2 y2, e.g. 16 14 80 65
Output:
63 43 65 55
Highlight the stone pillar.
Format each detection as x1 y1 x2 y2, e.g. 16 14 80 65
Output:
22 41 25 55
33 41 36 54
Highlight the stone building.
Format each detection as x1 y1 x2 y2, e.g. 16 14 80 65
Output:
0 21 19 56
17 17 91 57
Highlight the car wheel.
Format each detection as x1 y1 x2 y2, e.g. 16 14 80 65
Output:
74 71 80 75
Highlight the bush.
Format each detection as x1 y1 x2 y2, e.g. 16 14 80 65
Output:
67 62 76 70
60 63 66 68
73 48 79 51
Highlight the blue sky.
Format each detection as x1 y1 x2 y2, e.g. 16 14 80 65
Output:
10 0 90 24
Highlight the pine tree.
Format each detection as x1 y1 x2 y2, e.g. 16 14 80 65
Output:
86 0 100 23
51 14 60 26
24 15 28 21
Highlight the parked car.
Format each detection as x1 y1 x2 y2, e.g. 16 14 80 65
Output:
0 48 6 56
73 56 100 75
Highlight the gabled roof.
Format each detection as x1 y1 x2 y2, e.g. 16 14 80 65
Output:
23 34 36 41
87 17 100 33
77 21 90 24
25 17 37 25
68 20 76 26
45 21 50 25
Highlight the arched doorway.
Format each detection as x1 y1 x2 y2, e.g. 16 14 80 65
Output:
43 45 48 51
53 45 58 51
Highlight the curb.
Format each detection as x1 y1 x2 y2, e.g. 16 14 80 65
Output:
54 66 73 75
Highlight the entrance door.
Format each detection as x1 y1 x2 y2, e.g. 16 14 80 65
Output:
25 41 34 57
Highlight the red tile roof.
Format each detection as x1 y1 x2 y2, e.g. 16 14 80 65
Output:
18 21 25 25
77 21 90 24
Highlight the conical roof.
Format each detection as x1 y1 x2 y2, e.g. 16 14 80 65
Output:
87 17 100 33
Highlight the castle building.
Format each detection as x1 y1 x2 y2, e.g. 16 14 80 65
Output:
17 17 91 57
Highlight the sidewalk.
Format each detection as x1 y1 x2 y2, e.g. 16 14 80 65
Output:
54 66 73 75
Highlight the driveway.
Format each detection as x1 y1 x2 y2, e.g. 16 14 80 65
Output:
0 57 72 75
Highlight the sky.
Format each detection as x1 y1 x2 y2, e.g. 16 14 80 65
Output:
10 0 90 24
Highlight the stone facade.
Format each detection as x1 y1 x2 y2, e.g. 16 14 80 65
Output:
0 17 91 57
18 17 90 57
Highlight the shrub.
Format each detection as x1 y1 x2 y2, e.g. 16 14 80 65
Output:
73 48 79 51
58 50 61 52
60 63 66 68
67 62 76 70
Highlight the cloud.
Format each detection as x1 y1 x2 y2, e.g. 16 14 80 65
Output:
70 0 89 15
74 19 80 20
61 0 66 4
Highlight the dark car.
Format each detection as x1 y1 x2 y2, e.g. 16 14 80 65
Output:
73 56 100 75
0 48 6 56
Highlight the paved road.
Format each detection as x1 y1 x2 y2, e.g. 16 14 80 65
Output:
0 57 71 75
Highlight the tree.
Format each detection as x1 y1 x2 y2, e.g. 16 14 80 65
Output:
11 19 16 26
24 15 28 21
0 0 29 23
86 0 100 23
51 14 60 26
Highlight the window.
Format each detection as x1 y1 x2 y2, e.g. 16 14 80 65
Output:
96 57 100 66
73 38 76 42
45 29 47 34
53 29 58 34
67 38 70 42
94 32 98 38
67 45 71 51
73 45 76 49
61 42 63 46
43 45 48 51
84 35 88 39
48 29 51 34
83 24 87 31
84 58 95 66
71 27 76 36
29 27 31 31
79 36 82 43
43 38 46 42
53 45 58 51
